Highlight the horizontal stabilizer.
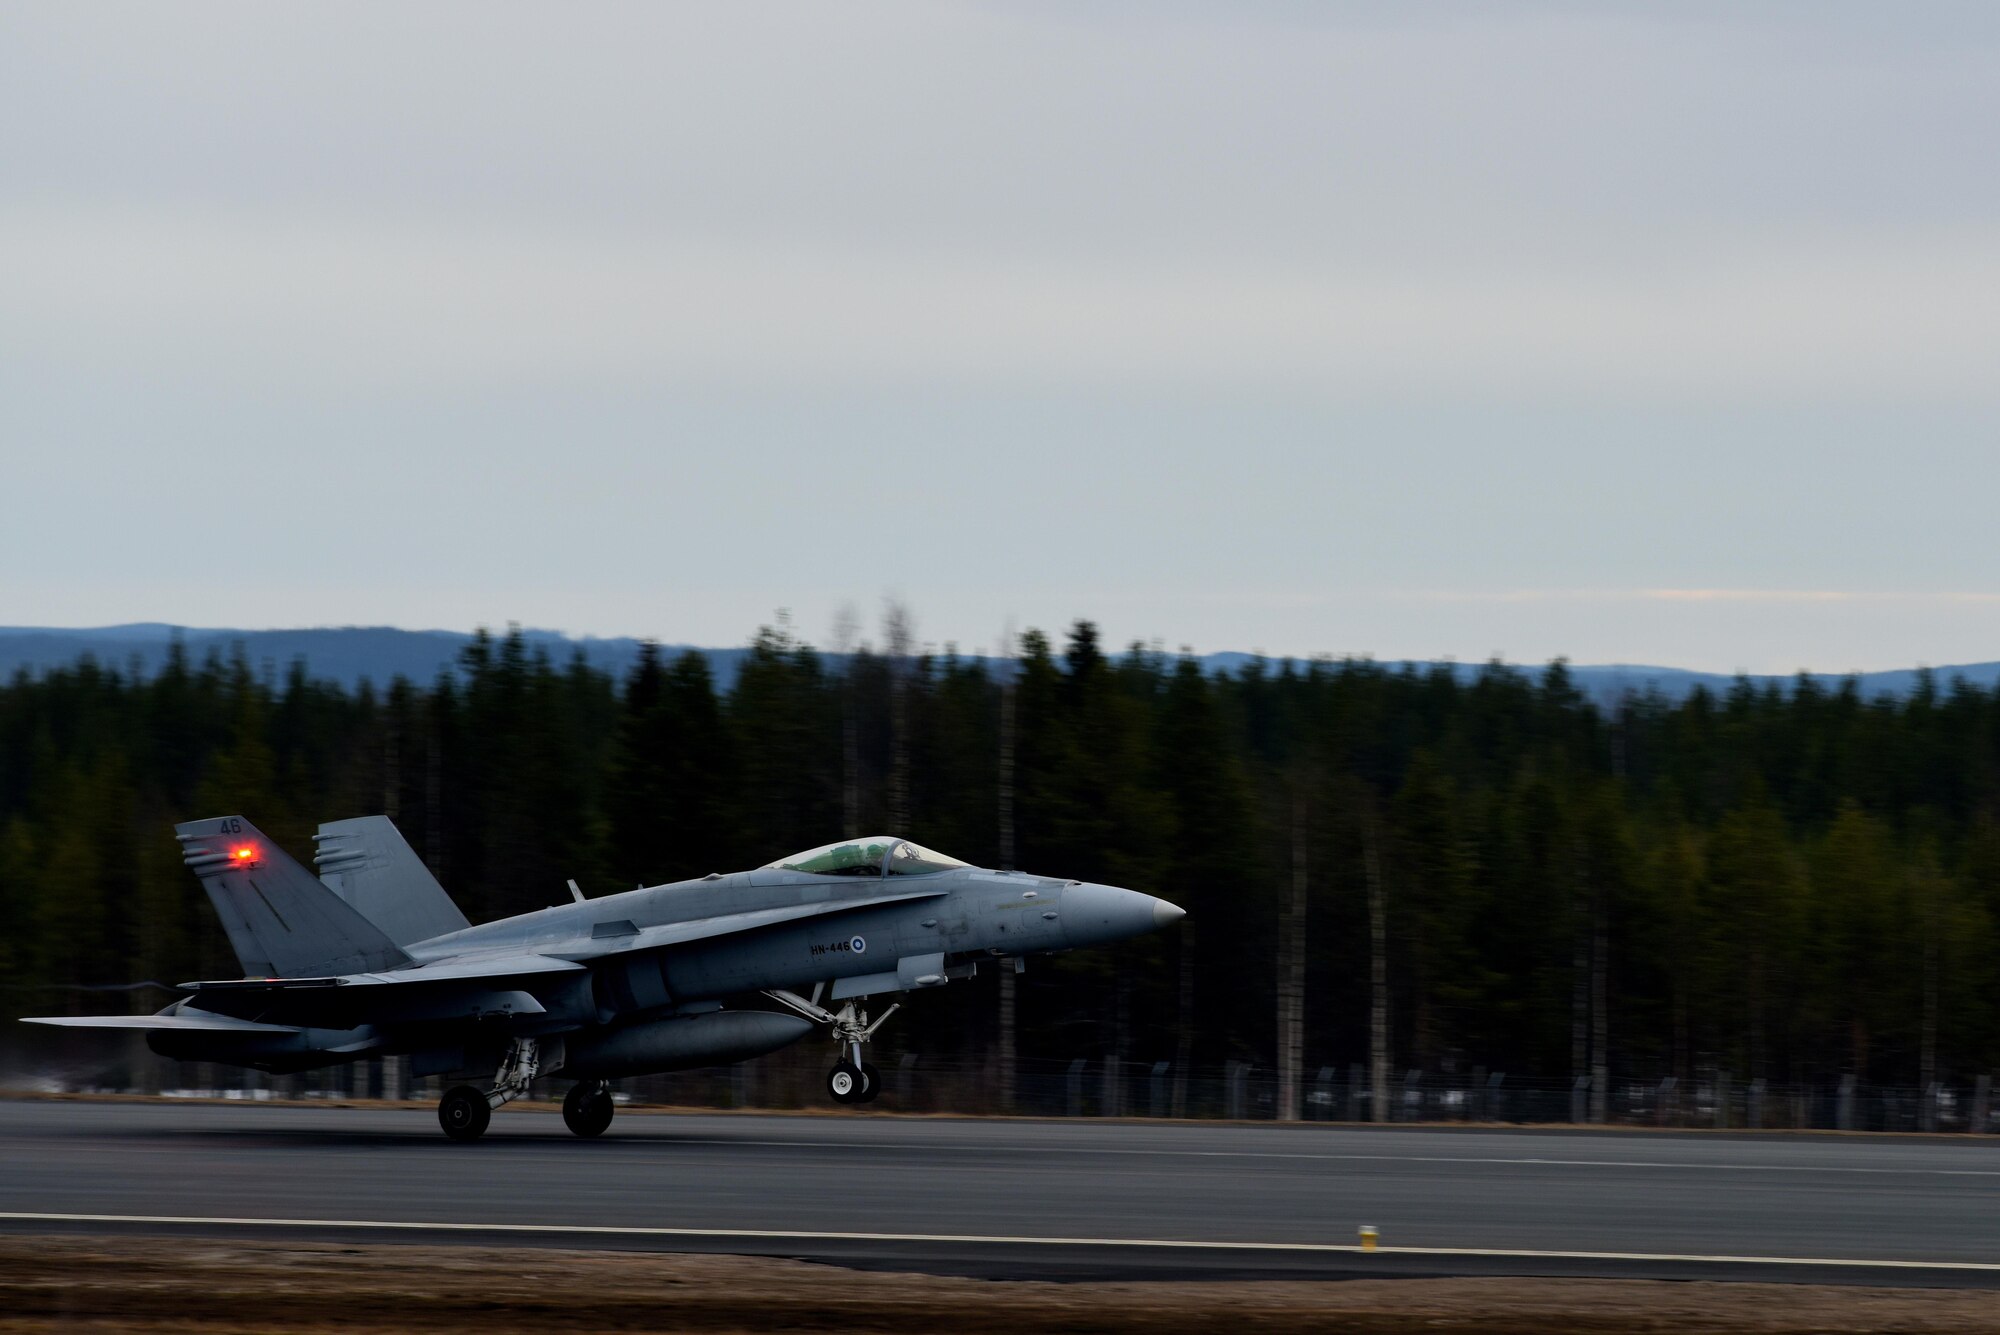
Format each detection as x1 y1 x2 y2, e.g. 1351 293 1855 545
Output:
174 953 583 1028
21 1013 302 1034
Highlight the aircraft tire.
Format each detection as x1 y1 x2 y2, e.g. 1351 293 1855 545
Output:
563 1082 615 1138
858 1061 882 1104
439 1085 491 1142
827 1062 864 1104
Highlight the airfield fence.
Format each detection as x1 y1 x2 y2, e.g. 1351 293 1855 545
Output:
12 1035 1998 1133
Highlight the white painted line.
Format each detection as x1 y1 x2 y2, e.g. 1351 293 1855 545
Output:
0 1212 1995 1273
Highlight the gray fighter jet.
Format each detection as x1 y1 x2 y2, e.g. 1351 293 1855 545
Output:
23 817 1184 1140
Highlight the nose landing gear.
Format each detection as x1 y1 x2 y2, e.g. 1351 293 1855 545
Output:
767 989 895 1107
828 1058 881 1104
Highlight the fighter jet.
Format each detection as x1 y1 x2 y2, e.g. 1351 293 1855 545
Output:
23 817 1184 1140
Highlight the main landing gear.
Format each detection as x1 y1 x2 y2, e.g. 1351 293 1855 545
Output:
766 989 895 1108
438 1084 490 1141
563 1079 615 1137
438 1036 542 1143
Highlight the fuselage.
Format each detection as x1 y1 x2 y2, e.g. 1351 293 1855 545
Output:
28 823 1186 1135
146 850 1180 1076
416 867 1165 989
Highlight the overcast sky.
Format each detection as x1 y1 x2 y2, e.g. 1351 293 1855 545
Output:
4 2 1998 672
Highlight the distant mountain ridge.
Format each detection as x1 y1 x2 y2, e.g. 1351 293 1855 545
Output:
2 624 1997 705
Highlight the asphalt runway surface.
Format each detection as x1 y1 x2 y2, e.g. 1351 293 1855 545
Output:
3 1098 1997 1286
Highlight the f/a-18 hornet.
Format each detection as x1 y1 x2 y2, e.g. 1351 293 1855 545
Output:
25 817 1185 1140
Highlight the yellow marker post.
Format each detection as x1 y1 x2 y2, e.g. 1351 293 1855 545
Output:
1358 1225 1379 1252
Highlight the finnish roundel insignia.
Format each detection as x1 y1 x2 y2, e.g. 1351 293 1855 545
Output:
850 935 867 954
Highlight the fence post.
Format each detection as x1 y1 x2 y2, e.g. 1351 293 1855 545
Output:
1313 1066 1334 1121
1151 1062 1170 1117
1923 1082 1941 1133
1570 1076 1588 1125
1748 1078 1765 1131
1101 1056 1122 1118
1226 1061 1248 1120
1656 1076 1676 1127
1403 1069 1421 1123
1486 1071 1506 1122
1974 1075 1992 1135
1837 1074 1856 1131
1715 1070 1731 1129
1066 1058 1086 1118
1347 1063 1365 1123
898 1053 918 1107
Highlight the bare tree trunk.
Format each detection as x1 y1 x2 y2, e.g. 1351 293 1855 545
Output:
1673 982 1689 1122
832 603 860 834
1365 816 1389 1123
1749 944 1766 1084
884 600 914 832
383 706 400 821
843 710 859 834
1921 878 1939 1097
996 646 1017 1113
996 965 1017 1115
1112 974 1131 1116
424 703 442 879
1572 838 1590 1105
1173 928 1194 1119
998 655 1016 870
1276 791 1307 1121
888 690 909 832
1590 888 1609 1124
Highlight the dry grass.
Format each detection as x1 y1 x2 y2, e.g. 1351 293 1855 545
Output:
2 1237 1998 1334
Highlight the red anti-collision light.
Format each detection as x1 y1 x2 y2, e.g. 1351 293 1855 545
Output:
233 846 255 860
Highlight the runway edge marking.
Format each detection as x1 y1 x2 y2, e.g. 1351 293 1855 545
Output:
1 1212 1996 1273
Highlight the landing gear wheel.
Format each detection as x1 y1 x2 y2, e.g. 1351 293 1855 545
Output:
439 1085 492 1142
828 1062 865 1104
563 1082 615 1138
857 1061 882 1104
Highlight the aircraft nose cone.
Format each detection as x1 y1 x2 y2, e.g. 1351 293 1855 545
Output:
1060 883 1184 947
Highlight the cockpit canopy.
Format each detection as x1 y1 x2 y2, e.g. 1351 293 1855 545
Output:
764 837 969 878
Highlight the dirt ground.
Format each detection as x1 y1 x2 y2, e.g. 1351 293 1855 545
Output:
2 1237 1998 1334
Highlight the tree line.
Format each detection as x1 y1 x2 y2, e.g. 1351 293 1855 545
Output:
4 619 1998 1104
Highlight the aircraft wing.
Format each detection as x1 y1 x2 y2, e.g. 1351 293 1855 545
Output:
177 952 585 991
544 888 951 961
20 1013 302 1034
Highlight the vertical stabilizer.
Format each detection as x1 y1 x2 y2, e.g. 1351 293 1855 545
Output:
314 815 470 947
175 817 412 977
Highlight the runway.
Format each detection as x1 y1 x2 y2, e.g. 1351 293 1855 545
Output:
3 1099 1997 1285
